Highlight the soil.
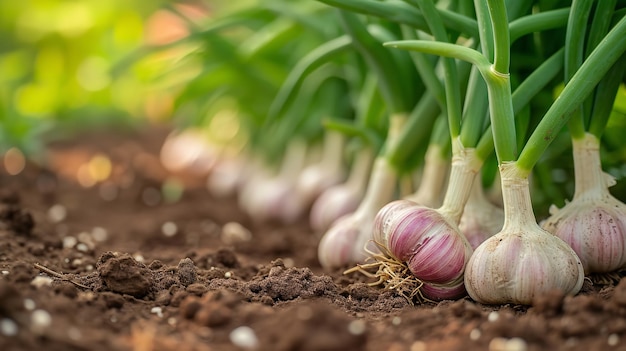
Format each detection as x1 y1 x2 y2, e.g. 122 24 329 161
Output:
2 125 626 351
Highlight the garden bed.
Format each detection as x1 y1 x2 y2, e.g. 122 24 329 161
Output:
1 125 625 351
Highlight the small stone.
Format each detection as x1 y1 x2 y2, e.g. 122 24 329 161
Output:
30 309 52 333
62 236 78 249
48 204 67 223
348 320 367 335
162 222 178 237
488 311 499 322
608 333 619 346
221 222 252 244
23 298 36 310
91 227 108 242
230 326 258 349
30 276 53 288
0 318 18 336
392 316 402 326
470 328 481 340
151 307 163 318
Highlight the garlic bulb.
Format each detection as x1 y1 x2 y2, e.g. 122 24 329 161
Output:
310 148 373 232
238 140 308 224
373 199 473 300
317 157 396 268
370 139 478 300
458 177 504 249
465 162 584 305
541 133 626 274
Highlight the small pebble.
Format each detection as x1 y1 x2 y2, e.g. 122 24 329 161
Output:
23 298 36 310
31 309 52 333
488 311 499 322
48 204 67 223
348 320 367 335
76 243 89 252
608 334 619 346
392 316 402 326
489 337 528 351
224 272 232 278
63 236 78 249
151 307 163 318
221 222 252 244
1 271 8 275
230 326 259 349
133 254 145 263
31 276 53 288
0 318 18 336
162 222 178 237
168 317 177 326
470 328 481 340
91 227 108 242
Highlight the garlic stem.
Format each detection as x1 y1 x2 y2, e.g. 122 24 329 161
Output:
438 137 482 223
345 147 375 193
321 130 347 176
405 144 448 208
572 133 615 200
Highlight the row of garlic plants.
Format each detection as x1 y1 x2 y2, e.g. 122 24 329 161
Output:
153 0 626 306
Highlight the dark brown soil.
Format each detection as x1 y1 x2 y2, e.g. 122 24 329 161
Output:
2 125 626 351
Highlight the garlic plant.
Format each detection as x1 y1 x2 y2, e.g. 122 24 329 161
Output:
238 139 309 224
310 147 373 232
464 163 584 305
541 133 626 274
317 156 397 268
370 139 478 300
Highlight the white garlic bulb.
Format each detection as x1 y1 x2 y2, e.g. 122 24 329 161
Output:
541 133 626 274
465 162 584 305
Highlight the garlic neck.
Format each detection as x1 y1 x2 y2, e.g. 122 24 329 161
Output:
354 157 397 219
346 147 374 192
412 144 449 207
439 138 481 223
499 162 537 230
572 133 614 201
279 138 307 180
321 130 346 175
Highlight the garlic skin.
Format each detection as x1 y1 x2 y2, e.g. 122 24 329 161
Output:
373 200 473 300
459 179 504 249
465 162 584 305
541 133 626 274
371 140 478 301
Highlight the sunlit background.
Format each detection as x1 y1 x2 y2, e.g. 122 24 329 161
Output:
0 0 259 157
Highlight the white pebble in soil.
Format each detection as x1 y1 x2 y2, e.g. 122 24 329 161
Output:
348 320 367 335
91 227 108 242
221 222 252 244
230 326 259 349
48 204 67 223
30 309 52 334
31 276 53 288
151 307 163 318
1 318 18 336
488 337 528 351
23 298 36 311
162 222 178 237
488 311 499 322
